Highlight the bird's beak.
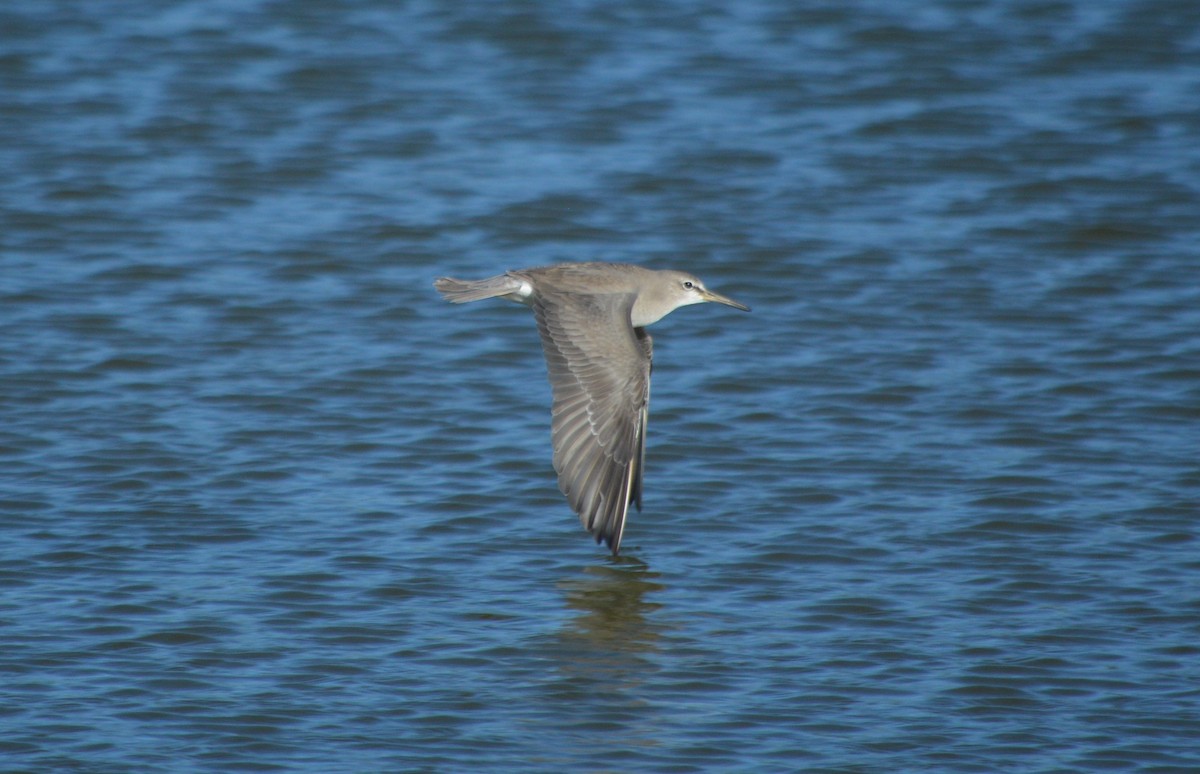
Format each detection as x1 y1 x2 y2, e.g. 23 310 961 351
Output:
700 288 751 312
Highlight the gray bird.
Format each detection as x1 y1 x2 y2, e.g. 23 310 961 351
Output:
434 262 749 554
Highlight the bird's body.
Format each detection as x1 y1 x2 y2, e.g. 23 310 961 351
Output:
434 262 748 555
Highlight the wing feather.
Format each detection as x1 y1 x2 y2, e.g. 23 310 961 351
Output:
531 291 651 553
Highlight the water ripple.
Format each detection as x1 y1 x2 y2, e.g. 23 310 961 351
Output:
2 0 1199 771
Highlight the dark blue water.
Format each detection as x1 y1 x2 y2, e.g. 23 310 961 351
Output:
3 1 1199 771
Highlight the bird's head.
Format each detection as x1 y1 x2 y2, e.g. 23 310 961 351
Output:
632 271 750 327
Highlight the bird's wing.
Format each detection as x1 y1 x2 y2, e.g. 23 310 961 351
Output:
630 328 652 512
531 291 651 554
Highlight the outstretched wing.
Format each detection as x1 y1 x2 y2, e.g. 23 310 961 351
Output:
531 291 651 554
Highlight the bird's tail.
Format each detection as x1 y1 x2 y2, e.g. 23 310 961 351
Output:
433 274 525 304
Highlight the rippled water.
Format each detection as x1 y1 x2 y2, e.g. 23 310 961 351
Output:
3 1 1199 771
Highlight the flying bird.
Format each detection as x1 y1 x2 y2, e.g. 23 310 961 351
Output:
434 262 749 554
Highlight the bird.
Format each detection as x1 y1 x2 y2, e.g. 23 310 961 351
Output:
433 262 749 555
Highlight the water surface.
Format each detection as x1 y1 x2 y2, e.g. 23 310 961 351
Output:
2 1 1199 771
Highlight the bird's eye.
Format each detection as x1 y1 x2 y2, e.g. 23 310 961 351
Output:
682 280 695 290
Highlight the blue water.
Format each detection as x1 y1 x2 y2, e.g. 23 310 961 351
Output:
3 1 1199 771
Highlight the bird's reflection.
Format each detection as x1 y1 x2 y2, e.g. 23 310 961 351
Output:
520 556 670 760
552 555 666 683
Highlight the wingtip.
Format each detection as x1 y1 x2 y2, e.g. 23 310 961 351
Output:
592 523 623 556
